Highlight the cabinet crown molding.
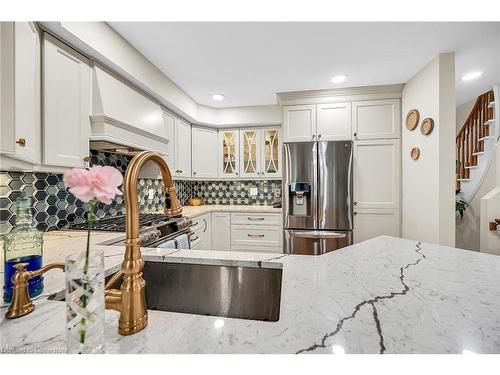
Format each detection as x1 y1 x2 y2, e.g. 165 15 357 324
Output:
277 84 404 106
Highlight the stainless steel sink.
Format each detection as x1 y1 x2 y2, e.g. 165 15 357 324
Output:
142 261 282 322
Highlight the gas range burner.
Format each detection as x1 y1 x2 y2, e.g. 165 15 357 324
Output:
68 213 182 232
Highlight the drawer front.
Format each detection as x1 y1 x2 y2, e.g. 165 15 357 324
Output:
231 212 282 226
231 225 283 248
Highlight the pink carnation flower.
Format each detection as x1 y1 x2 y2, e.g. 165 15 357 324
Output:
63 166 123 204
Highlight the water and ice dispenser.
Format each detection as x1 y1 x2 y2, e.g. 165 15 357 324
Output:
287 182 311 216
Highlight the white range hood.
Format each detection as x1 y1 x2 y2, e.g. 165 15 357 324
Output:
90 65 170 155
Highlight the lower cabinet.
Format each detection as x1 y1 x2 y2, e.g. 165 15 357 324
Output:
190 213 212 250
210 212 231 251
230 212 282 253
353 209 400 243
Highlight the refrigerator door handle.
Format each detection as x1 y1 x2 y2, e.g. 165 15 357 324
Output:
288 230 347 239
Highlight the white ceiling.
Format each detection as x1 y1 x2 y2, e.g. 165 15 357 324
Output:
109 22 500 108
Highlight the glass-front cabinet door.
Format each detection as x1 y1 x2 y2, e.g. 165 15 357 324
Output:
261 128 281 178
239 129 261 178
218 129 239 178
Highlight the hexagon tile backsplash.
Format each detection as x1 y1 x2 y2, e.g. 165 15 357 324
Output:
0 151 280 235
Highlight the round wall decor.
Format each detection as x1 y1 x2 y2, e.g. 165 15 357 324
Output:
405 109 420 130
410 147 420 160
420 118 434 135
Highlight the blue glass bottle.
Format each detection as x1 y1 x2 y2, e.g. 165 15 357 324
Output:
3 196 44 303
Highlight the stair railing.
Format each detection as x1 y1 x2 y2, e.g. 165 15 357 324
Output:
456 90 495 192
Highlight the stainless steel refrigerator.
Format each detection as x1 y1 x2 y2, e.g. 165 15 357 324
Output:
283 141 353 255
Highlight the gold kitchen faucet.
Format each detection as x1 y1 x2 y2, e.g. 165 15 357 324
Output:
6 151 183 337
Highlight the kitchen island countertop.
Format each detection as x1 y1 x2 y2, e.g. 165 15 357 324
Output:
1 235 499 354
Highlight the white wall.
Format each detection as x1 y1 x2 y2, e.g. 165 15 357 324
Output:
402 53 456 246
456 99 475 132
40 22 281 128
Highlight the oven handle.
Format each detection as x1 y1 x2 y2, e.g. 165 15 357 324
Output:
146 227 192 247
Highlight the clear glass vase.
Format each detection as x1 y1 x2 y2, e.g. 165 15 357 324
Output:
65 249 105 354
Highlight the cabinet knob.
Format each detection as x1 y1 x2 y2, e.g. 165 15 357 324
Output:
16 138 26 147
353 201 357 206
354 212 358 215
312 135 316 139
83 156 91 162
193 171 197 175
318 134 322 138
353 132 358 137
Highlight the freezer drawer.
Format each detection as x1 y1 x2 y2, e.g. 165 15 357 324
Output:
283 229 352 255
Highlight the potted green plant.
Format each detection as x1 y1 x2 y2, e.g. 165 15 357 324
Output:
456 199 469 219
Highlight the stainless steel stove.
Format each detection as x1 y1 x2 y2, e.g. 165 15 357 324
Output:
67 213 193 248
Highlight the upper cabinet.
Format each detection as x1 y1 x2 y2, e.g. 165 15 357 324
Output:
174 118 191 178
283 103 351 142
240 129 261 178
282 105 316 142
192 127 218 178
352 99 400 140
162 110 176 167
218 129 240 178
217 127 281 179
0 22 41 165
43 34 90 168
261 127 281 178
316 103 352 141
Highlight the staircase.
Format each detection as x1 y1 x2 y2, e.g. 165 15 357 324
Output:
456 86 499 203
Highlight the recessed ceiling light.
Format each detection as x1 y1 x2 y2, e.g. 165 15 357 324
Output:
331 75 347 84
212 94 225 101
461 71 484 81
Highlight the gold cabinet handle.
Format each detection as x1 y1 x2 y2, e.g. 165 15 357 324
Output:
247 234 265 238
16 138 26 147
83 156 91 162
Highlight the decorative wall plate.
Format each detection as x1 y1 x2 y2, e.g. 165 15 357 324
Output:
420 118 434 135
405 109 420 130
410 147 420 160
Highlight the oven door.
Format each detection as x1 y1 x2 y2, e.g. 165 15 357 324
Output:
283 229 352 255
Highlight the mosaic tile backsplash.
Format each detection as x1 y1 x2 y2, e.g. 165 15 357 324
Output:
0 150 280 235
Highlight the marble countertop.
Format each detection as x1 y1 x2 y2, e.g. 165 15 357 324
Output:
1 235 499 354
179 204 281 218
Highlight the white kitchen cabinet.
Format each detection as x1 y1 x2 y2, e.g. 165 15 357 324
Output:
211 212 231 251
230 212 282 226
218 129 240 178
352 99 400 140
231 225 283 249
316 102 352 141
282 105 316 142
261 127 282 178
162 110 176 167
174 118 191 178
0 22 41 164
43 33 90 168
191 127 218 179
354 209 400 243
190 213 212 250
239 129 261 178
354 139 400 210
